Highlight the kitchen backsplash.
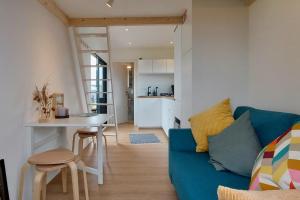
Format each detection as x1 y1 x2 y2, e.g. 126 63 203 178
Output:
137 74 174 96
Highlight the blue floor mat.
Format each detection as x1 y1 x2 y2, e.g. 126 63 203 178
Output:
129 133 160 144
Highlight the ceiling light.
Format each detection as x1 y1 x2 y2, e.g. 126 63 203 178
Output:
127 65 132 69
125 28 129 31
106 0 114 8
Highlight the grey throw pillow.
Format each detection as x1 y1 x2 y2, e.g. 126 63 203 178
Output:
208 111 261 177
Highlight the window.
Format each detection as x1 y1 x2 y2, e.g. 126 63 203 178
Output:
89 54 107 114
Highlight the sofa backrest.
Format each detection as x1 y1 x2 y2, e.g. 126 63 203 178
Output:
234 106 300 147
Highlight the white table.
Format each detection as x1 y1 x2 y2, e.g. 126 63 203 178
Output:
24 115 107 198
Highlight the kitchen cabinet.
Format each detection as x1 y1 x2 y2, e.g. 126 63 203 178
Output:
138 59 153 74
153 59 167 73
136 97 175 135
161 98 175 136
138 59 174 74
166 59 175 73
136 98 161 127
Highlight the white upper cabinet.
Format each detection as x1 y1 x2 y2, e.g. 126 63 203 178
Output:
138 59 153 74
153 59 167 73
166 59 175 73
138 59 174 74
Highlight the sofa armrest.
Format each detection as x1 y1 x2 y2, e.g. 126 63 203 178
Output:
169 128 196 152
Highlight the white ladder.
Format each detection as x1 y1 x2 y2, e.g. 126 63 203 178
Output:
73 26 119 143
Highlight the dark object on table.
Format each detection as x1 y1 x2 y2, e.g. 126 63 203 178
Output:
0 159 9 200
55 107 69 119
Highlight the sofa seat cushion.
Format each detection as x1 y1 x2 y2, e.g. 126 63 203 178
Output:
170 151 250 200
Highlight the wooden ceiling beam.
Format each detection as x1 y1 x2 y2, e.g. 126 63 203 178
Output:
69 16 185 27
244 0 256 6
37 0 69 25
37 1 186 27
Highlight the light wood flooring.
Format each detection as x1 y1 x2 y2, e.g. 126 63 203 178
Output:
47 123 178 200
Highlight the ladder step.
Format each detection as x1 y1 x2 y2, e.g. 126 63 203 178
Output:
80 50 109 53
86 91 113 94
88 103 114 106
83 79 112 81
77 33 108 38
81 65 107 68
107 114 114 118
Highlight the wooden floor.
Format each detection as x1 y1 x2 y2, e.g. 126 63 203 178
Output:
47 123 178 200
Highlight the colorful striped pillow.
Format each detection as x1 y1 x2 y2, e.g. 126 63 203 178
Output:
249 122 300 190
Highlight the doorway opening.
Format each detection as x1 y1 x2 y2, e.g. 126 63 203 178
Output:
111 62 135 123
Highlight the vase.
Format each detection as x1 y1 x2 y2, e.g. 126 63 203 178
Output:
38 103 52 122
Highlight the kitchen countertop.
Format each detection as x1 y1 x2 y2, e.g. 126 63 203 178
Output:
137 96 175 100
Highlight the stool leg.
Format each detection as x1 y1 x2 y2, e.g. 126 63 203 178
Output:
72 132 79 153
78 160 89 200
61 168 67 193
18 162 30 200
33 170 46 200
41 173 47 200
78 137 84 158
67 161 79 200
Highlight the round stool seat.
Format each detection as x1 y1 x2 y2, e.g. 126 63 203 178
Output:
36 163 67 172
28 148 75 165
77 127 98 134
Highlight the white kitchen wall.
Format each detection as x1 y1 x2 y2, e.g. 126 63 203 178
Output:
0 0 81 198
248 0 300 114
192 0 249 113
137 74 174 96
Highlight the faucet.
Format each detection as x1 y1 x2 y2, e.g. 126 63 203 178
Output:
147 86 151 96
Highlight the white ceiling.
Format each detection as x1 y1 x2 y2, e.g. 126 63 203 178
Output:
54 0 188 18
78 25 175 49
110 25 175 49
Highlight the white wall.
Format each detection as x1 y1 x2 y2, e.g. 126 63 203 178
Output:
248 0 300 114
192 0 249 113
174 0 193 128
0 0 81 198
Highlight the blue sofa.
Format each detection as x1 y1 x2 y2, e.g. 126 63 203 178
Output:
169 106 300 200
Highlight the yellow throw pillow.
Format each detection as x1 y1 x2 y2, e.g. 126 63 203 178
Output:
189 99 234 152
217 186 300 200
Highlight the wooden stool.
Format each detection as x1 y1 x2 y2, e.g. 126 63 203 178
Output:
72 127 108 161
18 148 89 200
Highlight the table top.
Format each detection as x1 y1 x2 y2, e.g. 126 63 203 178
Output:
25 114 107 127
